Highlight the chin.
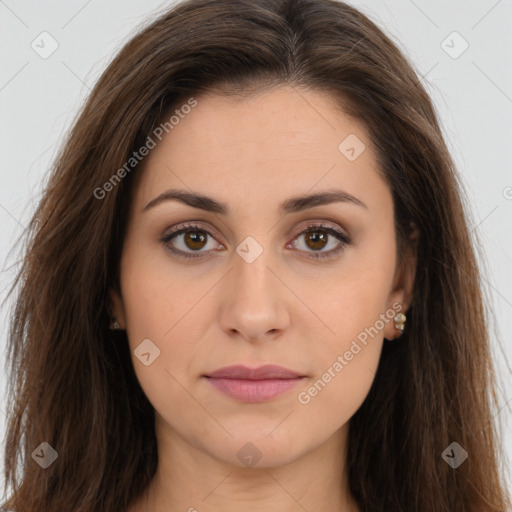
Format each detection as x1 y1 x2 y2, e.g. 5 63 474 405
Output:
201 430 309 469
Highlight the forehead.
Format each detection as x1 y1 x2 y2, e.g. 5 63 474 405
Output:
131 85 388 216
154 86 367 160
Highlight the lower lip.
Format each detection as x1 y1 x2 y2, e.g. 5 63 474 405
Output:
205 377 305 402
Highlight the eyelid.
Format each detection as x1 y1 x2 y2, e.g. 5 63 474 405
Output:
163 221 224 243
290 220 349 239
163 219 347 239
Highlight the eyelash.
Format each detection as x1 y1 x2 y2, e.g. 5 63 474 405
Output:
160 222 351 260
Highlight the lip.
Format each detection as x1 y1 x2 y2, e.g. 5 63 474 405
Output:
205 364 305 380
203 364 307 403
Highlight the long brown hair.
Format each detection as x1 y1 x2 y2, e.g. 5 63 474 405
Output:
1 0 510 510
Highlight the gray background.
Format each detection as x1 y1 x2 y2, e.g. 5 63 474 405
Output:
1 0 511 498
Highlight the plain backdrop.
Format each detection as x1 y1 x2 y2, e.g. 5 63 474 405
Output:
1 0 511 499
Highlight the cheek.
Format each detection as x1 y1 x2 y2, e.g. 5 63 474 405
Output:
306 239 395 346
297 278 386 421
122 266 168 341
118 251 201 421
119 241 208 380
120 238 190 340
299 345 381 430
298 228 395 402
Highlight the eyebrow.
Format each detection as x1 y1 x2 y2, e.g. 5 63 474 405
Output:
143 187 368 215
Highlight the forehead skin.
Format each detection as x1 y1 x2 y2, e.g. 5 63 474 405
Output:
129 85 391 245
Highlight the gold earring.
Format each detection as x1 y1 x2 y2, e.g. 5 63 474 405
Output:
393 312 406 335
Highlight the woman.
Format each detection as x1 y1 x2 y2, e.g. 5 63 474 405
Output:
1 0 510 510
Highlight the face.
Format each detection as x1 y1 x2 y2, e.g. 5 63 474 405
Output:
110 85 416 469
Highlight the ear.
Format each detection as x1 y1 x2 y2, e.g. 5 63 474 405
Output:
383 223 419 340
108 285 126 329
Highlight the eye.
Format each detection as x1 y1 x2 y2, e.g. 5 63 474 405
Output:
160 222 351 260
160 223 223 259
287 222 351 260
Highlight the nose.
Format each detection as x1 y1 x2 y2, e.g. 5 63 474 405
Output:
218 246 290 343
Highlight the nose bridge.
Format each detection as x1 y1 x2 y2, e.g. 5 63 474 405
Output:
219 234 289 340
232 235 279 302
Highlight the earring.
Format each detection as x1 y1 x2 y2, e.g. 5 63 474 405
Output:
393 312 406 336
110 317 121 330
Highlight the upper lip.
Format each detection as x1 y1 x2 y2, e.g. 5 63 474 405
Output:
204 364 305 380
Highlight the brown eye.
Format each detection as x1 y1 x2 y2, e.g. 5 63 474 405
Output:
303 231 329 251
290 224 351 260
182 230 208 250
161 222 350 261
160 223 222 259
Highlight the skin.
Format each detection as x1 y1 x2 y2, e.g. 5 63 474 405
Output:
111 85 417 512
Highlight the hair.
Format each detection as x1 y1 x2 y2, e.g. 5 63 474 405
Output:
1 0 510 510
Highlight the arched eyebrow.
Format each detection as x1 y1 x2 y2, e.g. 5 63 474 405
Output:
143 188 368 215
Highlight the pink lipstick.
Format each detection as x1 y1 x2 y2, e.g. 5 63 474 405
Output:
203 364 306 402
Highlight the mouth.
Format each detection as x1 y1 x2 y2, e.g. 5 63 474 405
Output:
202 364 307 403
